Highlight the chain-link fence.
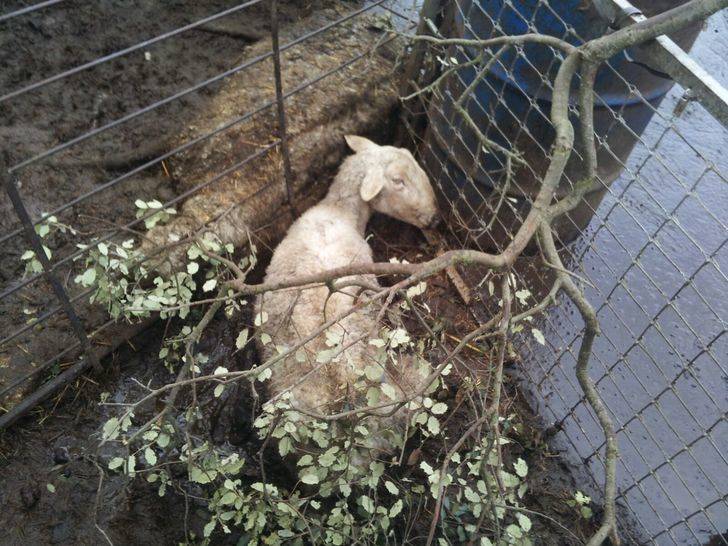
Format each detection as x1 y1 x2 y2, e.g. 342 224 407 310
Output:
400 1 727 544
1 0 726 544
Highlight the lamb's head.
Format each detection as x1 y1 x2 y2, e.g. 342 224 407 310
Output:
345 135 439 229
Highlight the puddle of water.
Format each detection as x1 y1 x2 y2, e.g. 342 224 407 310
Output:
518 11 728 545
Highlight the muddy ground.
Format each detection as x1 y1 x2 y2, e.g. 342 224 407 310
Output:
1 1 605 544
0 0 397 411
1 0 300 399
0 214 600 545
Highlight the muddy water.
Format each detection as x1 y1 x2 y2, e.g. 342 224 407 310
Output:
517 12 728 546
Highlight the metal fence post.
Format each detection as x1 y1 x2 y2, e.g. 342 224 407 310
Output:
1 152 99 373
269 0 297 216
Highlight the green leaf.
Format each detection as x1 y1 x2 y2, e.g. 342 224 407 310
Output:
463 487 480 503
127 455 136 475
108 457 125 470
360 495 374 513
20 250 35 261
406 281 427 298
506 523 523 539
384 481 399 495
254 311 268 326
500 471 520 488
202 279 217 292
46 483 56 493
430 402 448 415
301 473 319 485
366 387 380 406
574 491 591 505
278 436 293 457
219 491 237 506
97 242 108 256
144 447 157 466
102 417 120 441
427 415 440 435
78 268 97 287
187 262 199 275
531 328 546 345
203 520 216 538
381 383 396 400
257 367 272 382
514 457 528 478
156 433 170 448
235 329 249 349
389 328 410 348
189 466 216 484
214 384 225 398
364 365 382 381
389 499 403 518
297 455 313 467
318 451 336 468
517 512 532 532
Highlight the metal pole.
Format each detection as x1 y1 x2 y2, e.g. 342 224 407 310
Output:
269 0 297 216
1 152 100 373
593 0 728 128
398 0 446 99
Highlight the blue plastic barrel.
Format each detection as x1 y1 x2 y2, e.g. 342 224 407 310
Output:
423 0 701 246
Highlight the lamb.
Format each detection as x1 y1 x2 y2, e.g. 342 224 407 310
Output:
254 135 439 456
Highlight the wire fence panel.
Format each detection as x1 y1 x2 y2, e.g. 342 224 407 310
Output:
0 0 415 425
400 1 727 544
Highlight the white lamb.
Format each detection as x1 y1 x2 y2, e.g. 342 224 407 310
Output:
255 135 439 456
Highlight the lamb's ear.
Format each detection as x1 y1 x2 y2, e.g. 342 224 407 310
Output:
345 135 377 153
360 168 385 202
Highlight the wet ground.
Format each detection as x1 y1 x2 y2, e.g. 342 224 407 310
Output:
517 11 728 545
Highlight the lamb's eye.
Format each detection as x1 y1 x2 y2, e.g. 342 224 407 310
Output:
392 178 405 188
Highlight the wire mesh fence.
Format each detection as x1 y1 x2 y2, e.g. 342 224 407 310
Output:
1 0 726 544
399 1 727 544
